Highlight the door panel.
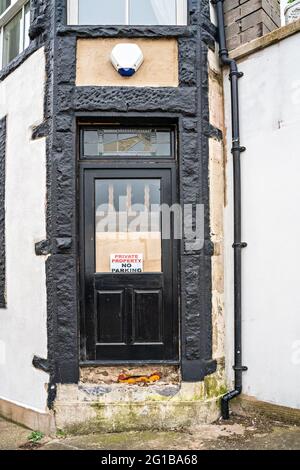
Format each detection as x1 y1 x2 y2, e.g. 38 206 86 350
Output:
133 289 163 344
82 168 178 362
96 290 125 344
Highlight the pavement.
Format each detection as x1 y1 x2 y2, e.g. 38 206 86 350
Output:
0 414 300 451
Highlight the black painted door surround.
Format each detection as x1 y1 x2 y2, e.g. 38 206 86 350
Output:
35 1 218 401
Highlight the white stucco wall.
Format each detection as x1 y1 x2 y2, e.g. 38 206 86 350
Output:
281 0 288 23
224 33 300 409
0 48 48 412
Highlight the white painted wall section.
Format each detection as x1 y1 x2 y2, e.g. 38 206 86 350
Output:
0 48 48 412
224 34 300 409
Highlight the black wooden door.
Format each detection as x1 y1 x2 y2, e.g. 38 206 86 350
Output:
82 168 178 362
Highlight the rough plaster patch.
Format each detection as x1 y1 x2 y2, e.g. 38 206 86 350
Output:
212 255 224 293
208 48 221 75
80 366 180 385
77 384 181 403
209 73 224 132
76 38 179 87
57 370 226 406
208 47 224 133
209 136 225 362
212 291 225 360
209 126 225 238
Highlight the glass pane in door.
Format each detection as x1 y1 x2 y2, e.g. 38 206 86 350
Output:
95 179 162 273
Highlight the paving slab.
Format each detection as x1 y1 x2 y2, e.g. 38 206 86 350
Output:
0 417 31 450
1 414 300 451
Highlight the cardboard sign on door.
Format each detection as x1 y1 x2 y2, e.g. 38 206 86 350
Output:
110 253 143 273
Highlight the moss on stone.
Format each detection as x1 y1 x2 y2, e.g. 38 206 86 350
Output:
148 394 170 402
56 372 227 435
62 398 220 435
204 375 227 399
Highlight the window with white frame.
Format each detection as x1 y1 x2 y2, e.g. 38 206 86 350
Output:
68 0 187 26
0 1 11 17
0 0 30 69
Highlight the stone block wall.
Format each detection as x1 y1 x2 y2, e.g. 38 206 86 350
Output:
224 0 281 50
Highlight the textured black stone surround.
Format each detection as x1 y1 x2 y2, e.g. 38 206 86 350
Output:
1 0 221 406
0 117 6 308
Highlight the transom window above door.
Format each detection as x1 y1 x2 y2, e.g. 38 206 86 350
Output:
68 0 187 26
82 128 174 158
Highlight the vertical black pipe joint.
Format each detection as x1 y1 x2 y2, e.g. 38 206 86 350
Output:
212 0 248 419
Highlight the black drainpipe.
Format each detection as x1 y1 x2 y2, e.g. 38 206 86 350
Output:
212 0 248 419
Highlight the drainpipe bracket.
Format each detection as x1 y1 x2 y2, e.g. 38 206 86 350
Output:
219 49 229 58
232 242 248 249
233 365 248 372
231 146 246 154
229 71 244 79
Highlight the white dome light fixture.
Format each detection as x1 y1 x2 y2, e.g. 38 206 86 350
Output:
110 43 144 77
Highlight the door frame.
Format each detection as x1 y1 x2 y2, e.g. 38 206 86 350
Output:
79 159 179 365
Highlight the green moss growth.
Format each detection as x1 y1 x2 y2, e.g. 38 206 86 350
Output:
58 376 227 435
204 376 227 399
148 394 171 402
